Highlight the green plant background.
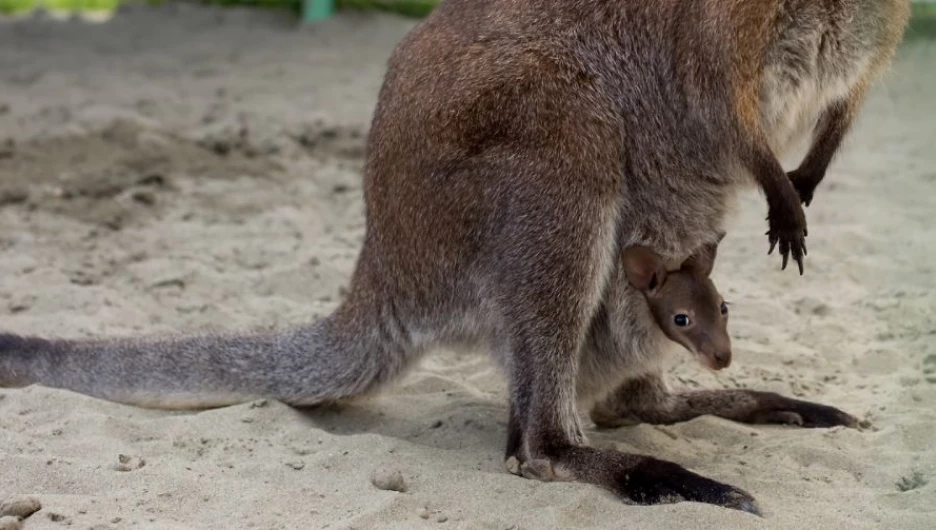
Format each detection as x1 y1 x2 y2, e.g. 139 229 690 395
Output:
0 0 439 16
1 0 934 34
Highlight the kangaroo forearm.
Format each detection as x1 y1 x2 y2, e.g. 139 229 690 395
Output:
745 140 801 209
796 95 861 177
742 135 809 272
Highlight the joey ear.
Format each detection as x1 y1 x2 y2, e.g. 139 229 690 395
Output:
682 234 723 277
621 246 667 295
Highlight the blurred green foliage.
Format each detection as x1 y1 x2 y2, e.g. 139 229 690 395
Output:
337 0 436 18
908 2 936 38
200 0 438 18
0 0 440 16
1 0 933 37
201 0 301 15
0 0 38 14
0 0 120 13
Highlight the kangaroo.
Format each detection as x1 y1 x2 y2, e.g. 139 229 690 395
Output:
581 239 857 433
0 0 909 516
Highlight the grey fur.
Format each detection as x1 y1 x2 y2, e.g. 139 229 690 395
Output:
0 0 909 515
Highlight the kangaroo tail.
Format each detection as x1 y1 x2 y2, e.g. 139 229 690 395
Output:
0 306 411 409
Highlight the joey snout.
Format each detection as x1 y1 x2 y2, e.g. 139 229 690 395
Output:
674 327 732 371
697 343 732 371
666 332 732 371
690 330 732 370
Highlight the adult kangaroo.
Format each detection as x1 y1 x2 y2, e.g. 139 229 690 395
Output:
0 0 910 514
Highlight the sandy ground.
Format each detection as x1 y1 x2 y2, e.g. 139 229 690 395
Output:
0 5 933 530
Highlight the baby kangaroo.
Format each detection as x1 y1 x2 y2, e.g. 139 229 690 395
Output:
586 240 857 432
0 0 909 517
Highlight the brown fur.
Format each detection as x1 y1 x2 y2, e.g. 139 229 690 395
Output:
0 0 909 515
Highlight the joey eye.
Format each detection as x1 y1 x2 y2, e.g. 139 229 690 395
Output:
720 302 729 315
674 314 690 327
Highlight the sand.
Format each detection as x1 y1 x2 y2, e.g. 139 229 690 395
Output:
0 5 933 530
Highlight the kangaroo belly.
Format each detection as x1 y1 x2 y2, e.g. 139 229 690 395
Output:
759 33 872 161
575 277 676 406
758 0 908 160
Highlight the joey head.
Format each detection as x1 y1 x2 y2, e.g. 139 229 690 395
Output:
621 245 732 371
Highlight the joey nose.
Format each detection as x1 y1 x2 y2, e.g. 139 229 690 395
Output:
697 347 731 371
712 348 731 369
